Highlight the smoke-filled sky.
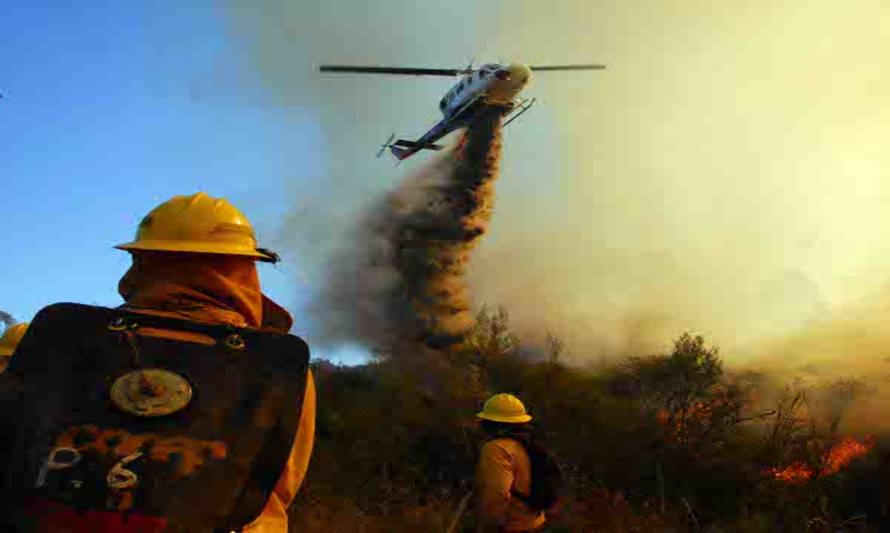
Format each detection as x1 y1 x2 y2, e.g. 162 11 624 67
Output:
3 2 889 368
223 1 890 366
475 1 890 359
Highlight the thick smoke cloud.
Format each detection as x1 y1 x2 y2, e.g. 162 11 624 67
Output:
312 110 503 356
736 285 890 435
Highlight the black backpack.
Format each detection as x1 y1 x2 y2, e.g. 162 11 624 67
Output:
509 437 563 512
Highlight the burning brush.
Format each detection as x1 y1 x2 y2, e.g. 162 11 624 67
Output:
765 435 877 485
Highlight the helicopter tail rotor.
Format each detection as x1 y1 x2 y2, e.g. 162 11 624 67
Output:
376 133 396 158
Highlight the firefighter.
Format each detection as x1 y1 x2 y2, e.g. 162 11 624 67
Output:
475 393 548 533
2 192 314 532
0 322 29 373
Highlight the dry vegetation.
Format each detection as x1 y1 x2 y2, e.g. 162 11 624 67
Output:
289 307 889 532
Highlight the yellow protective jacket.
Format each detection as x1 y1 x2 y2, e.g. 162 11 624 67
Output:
118 252 315 532
475 438 546 532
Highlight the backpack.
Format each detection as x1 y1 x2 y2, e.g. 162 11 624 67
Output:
509 437 563 512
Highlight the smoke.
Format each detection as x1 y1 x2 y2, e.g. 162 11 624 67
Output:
217 0 890 448
0 311 15 330
463 0 890 363
220 1 497 342
222 1 890 371
734 284 890 435
312 109 503 356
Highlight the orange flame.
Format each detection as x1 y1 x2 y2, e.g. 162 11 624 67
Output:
819 435 876 476
766 462 814 484
765 435 876 484
654 395 731 444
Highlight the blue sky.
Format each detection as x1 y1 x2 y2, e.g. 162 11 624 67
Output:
0 2 368 363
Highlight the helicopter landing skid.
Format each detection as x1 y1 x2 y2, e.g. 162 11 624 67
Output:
502 97 537 127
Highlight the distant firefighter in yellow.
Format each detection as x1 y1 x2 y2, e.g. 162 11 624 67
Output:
0 322 29 373
1 192 315 532
474 393 562 532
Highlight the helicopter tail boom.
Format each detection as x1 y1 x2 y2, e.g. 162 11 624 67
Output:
388 139 445 160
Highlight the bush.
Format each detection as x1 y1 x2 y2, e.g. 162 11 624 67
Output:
292 312 884 531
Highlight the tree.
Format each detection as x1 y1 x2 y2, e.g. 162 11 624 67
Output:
626 333 764 452
820 378 868 437
458 305 520 396
630 333 723 437
545 329 565 367
765 380 814 464
544 329 565 387
463 305 520 366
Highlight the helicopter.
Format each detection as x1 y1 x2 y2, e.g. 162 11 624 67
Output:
318 61 606 160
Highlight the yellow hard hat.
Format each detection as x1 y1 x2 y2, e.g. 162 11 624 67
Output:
115 192 276 262
476 393 532 424
0 323 29 357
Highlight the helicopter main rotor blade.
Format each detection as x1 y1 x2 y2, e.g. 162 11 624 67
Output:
528 64 607 71
319 65 470 76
